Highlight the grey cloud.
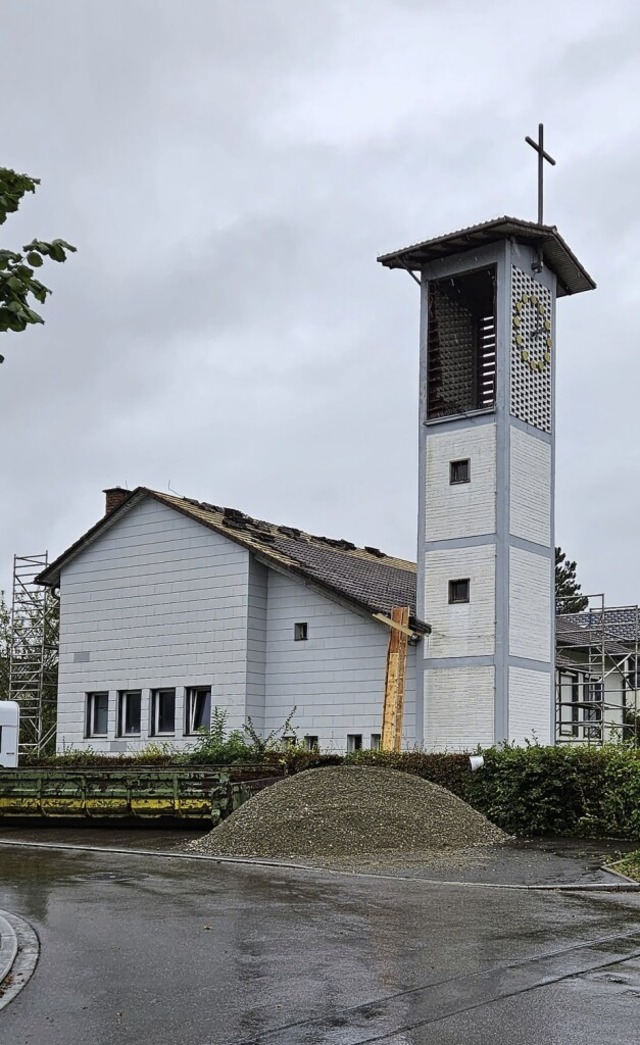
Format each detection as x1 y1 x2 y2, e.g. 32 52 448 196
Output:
0 0 638 609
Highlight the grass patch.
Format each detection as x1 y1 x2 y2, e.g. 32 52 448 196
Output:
609 851 640 882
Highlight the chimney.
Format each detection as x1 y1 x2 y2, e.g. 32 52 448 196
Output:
103 487 130 515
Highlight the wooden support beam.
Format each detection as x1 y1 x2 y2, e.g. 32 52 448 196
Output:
373 612 419 640
381 606 410 753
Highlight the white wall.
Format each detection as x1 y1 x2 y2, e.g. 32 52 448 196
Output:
509 428 551 545
509 547 552 662
508 667 552 745
425 425 496 541
424 665 495 751
246 558 267 732
56 496 251 752
264 570 415 752
424 545 496 657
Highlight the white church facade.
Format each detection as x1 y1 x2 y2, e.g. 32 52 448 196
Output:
38 486 426 754
37 216 611 755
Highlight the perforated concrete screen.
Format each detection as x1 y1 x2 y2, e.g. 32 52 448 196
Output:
510 265 552 433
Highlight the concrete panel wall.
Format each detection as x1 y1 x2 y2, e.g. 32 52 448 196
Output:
264 570 415 751
424 665 495 751
509 547 552 662
425 425 496 541
424 545 496 657
509 428 551 545
246 558 268 732
508 666 552 745
56 497 250 752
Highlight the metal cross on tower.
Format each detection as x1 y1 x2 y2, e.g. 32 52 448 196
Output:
525 123 556 225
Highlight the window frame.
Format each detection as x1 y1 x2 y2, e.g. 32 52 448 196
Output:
303 735 319 752
150 688 177 737
86 691 109 738
185 686 212 735
370 734 382 751
117 690 142 737
449 459 470 485
347 734 363 752
294 622 308 642
448 579 470 604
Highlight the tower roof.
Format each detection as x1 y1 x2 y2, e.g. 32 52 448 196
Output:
377 216 595 297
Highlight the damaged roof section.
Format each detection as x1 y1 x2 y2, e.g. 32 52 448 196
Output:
37 488 430 635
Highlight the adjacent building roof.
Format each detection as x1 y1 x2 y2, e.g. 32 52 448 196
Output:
36 488 429 634
377 216 596 297
557 610 639 653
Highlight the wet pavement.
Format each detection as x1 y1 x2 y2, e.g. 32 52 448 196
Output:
1 832 640 1043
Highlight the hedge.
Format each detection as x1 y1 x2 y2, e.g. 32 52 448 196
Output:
17 744 640 840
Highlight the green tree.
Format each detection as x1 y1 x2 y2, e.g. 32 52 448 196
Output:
0 167 75 361
555 547 589 614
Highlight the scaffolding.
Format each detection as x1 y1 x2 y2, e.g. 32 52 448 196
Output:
8 553 58 755
555 594 640 745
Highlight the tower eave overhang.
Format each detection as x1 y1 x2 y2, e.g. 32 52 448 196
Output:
377 215 596 297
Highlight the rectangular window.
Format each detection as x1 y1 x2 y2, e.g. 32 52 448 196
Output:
448 579 470 604
150 689 176 736
370 734 381 751
294 622 308 641
118 691 142 736
185 687 211 734
86 692 109 738
450 459 470 484
304 735 319 752
347 734 362 752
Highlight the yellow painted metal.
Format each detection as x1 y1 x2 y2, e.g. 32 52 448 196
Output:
381 606 410 752
0 767 276 820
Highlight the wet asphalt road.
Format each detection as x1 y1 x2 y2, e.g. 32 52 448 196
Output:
2 837 640 1044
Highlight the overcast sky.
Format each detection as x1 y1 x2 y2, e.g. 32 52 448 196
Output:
0 0 638 606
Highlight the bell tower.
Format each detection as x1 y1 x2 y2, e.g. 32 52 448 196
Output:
378 203 594 749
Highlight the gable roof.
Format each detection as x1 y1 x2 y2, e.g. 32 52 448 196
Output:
37 488 429 634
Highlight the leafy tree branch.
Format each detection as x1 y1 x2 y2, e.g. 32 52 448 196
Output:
0 167 76 361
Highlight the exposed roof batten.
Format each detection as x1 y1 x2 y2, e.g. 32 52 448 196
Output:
377 215 596 297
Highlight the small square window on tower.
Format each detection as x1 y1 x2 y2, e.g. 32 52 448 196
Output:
294 622 308 641
448 579 470 604
450 459 470 484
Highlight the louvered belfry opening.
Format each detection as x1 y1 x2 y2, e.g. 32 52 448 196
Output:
426 265 497 420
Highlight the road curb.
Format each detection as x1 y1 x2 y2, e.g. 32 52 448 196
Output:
0 913 18 984
0 910 39 1010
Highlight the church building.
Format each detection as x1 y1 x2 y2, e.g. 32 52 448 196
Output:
37 215 596 754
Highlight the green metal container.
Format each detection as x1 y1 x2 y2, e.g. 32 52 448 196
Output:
0 766 281 822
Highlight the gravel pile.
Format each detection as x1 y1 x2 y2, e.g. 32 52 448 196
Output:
187 767 505 865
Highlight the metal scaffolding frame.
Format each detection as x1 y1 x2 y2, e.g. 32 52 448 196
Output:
8 553 58 754
555 594 640 745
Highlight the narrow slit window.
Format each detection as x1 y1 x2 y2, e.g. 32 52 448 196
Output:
186 687 212 734
150 689 176 736
118 690 142 736
304 735 319 752
448 579 470 604
347 734 363 752
370 734 381 751
294 622 308 641
86 692 109 738
450 459 470 485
